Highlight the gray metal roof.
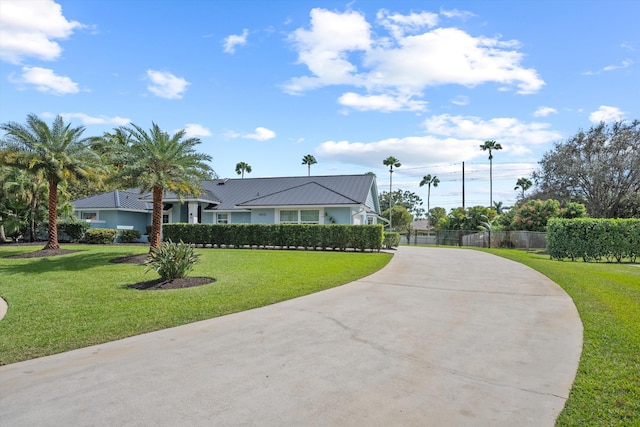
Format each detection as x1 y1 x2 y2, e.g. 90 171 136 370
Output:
73 175 379 212
72 189 149 211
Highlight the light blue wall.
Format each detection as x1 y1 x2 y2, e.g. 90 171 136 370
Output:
251 208 275 224
201 211 215 224
324 207 351 224
231 212 251 224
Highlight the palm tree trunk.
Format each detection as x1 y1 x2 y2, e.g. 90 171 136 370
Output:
0 224 6 243
427 184 431 213
389 171 393 228
44 180 60 250
150 185 163 251
308 164 311 176
489 158 493 207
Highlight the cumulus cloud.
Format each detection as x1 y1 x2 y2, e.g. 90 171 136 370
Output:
11 66 79 95
0 0 85 63
534 106 557 117
181 123 212 137
223 29 249 54
56 112 130 125
589 105 625 123
244 127 276 141
146 69 190 99
284 8 544 112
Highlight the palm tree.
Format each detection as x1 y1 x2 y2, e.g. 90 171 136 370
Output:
301 154 317 176
419 174 440 214
514 177 533 200
113 122 213 251
235 162 252 178
0 114 101 249
383 156 401 227
479 140 503 207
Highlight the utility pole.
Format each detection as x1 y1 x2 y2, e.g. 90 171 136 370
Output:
462 161 465 209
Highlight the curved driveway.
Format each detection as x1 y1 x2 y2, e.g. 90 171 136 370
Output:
1 247 582 426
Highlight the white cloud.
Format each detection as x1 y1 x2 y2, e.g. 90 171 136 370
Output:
12 66 79 95
284 8 544 112
58 112 129 125
181 123 211 137
583 59 633 75
440 8 476 20
146 69 190 99
338 92 427 112
244 127 276 141
223 29 249 54
534 106 557 117
422 114 562 146
451 95 469 106
589 105 625 123
0 0 84 64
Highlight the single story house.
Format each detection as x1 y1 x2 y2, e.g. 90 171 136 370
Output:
72 174 384 240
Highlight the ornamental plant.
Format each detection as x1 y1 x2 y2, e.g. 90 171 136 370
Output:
145 240 200 279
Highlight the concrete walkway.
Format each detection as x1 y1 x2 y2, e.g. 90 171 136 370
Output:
0 247 582 426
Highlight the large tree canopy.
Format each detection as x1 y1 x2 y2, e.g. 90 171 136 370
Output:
533 120 640 218
379 189 425 219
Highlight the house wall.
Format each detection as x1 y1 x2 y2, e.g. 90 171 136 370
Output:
201 211 215 224
251 208 275 224
231 212 251 223
324 207 351 224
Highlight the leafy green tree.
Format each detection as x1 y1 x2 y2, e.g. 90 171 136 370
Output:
301 154 317 176
382 156 401 227
513 199 560 231
235 161 252 178
533 120 640 218
2 168 48 241
480 140 503 207
0 114 102 249
379 189 424 219
514 177 533 200
441 206 496 230
427 207 447 230
419 174 440 214
112 123 214 250
381 205 413 232
560 202 588 219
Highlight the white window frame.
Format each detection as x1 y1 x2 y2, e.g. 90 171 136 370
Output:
216 213 229 224
278 208 322 224
81 211 98 221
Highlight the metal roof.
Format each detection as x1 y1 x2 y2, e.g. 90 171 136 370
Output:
72 189 149 211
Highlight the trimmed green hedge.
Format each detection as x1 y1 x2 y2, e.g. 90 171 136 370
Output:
119 229 142 243
84 228 118 245
383 232 401 249
162 223 384 251
547 218 640 262
57 221 91 243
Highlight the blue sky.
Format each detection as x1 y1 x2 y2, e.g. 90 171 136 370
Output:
1 0 638 210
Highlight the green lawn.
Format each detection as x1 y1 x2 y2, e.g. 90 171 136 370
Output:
482 248 640 427
0 244 392 365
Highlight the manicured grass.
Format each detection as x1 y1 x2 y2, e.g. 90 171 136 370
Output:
481 248 640 427
0 244 392 365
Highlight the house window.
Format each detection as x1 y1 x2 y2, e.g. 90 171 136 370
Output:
279 210 298 223
300 210 319 224
81 212 97 220
162 214 170 224
367 217 375 225
217 213 228 224
280 209 320 224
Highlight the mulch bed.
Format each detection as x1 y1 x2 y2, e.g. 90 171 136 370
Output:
128 277 216 290
5 248 79 259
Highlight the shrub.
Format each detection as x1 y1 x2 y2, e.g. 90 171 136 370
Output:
145 240 200 279
120 229 142 243
84 228 117 244
383 232 401 249
58 221 90 243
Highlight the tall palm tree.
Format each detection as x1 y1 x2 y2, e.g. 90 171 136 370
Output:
419 174 440 214
235 161 252 178
301 154 317 176
0 114 101 249
383 156 401 227
3 168 48 242
479 140 503 207
113 122 213 251
514 177 533 200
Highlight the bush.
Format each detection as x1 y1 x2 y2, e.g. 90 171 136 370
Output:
84 228 118 244
145 240 200 279
120 229 142 243
57 221 90 243
383 232 401 249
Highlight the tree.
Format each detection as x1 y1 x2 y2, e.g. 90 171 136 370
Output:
235 162 252 178
379 189 424 219
301 154 317 176
382 156 401 227
381 205 413 232
419 174 440 215
441 206 496 230
0 114 101 249
2 168 48 242
112 123 213 251
513 199 560 231
479 140 503 207
427 207 447 230
533 120 640 218
514 177 533 200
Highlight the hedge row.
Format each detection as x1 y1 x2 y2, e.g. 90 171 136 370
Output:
547 218 640 262
163 223 384 251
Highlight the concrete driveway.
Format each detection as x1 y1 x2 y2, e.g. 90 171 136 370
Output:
0 247 582 426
